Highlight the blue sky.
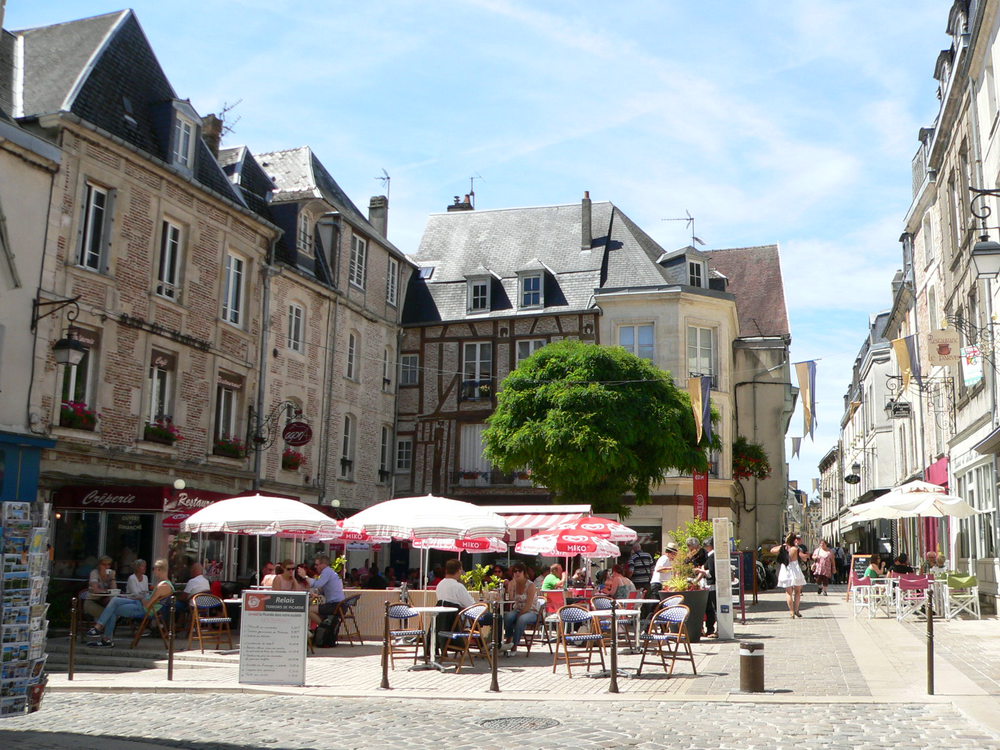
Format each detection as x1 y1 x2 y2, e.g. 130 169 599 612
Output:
7 0 947 491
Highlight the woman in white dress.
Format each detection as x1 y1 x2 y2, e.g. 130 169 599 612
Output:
771 533 809 618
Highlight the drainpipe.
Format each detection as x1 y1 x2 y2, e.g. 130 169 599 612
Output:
316 213 341 506
253 239 279 490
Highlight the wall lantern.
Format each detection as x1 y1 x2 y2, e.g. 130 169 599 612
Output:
31 292 89 366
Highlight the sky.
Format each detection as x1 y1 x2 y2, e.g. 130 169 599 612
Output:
5 0 948 493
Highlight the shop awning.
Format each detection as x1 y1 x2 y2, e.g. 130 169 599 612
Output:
488 504 592 543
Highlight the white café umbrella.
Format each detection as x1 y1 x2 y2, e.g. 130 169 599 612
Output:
515 528 621 559
846 480 980 522
181 493 341 580
342 495 508 587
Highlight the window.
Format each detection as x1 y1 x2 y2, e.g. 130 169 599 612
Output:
147 351 175 422
619 324 654 361
222 253 245 325
468 279 490 312
379 426 391 481
418 266 435 280
689 260 705 287
172 116 194 168
382 349 392 390
214 376 242 443
60 330 98 414
287 304 304 353
349 235 367 288
79 182 109 271
396 437 413 472
687 326 716 385
400 354 419 386
340 414 355 479
297 212 313 255
462 342 492 400
516 339 546 364
520 274 542 307
156 221 182 299
345 333 358 379
386 257 399 306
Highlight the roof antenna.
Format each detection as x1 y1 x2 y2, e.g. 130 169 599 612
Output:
375 168 390 201
469 172 483 208
663 210 705 246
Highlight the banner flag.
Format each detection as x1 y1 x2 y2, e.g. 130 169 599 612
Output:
794 361 817 440
892 335 921 391
688 377 704 444
962 345 984 387
700 376 713 446
693 471 709 521
791 436 801 459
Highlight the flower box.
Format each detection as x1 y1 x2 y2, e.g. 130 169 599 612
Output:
461 471 480 480
213 436 246 459
144 418 182 445
59 401 97 431
282 448 305 471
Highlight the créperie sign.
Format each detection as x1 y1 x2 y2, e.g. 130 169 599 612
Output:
282 421 312 447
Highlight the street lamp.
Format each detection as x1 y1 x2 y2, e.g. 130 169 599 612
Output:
31 291 89 365
968 187 1000 278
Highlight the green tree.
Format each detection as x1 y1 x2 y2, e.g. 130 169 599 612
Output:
483 340 717 516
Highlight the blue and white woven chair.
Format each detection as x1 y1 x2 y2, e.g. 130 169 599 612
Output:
637 604 696 676
386 603 424 669
589 595 638 649
439 603 491 673
552 605 606 678
186 593 233 653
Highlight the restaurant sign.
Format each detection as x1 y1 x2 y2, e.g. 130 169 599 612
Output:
53 485 167 511
282 421 312 447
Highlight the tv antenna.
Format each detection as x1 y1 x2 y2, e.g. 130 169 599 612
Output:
663 210 705 246
469 172 483 208
375 168 390 200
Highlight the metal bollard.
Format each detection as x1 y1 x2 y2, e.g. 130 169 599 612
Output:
739 641 764 692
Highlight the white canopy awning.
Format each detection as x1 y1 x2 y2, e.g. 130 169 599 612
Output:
489 504 592 543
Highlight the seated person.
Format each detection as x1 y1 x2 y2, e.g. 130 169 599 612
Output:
174 562 211 616
501 564 538 654
125 559 150 599
271 560 309 591
366 568 389 590
598 564 630 598
434 559 493 640
85 556 116 621
303 555 345 630
87 559 174 647
569 567 591 588
863 553 887 579
541 563 565 591
890 553 914 575
260 561 277 587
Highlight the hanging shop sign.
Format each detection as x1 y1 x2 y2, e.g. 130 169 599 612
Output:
282 421 313 447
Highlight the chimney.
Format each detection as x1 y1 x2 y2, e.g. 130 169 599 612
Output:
446 194 474 212
581 190 592 250
368 195 388 237
202 114 223 158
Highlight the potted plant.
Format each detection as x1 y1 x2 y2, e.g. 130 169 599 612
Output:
331 555 347 575
461 470 480 480
144 417 182 445
213 435 246 458
732 435 771 480
662 560 710 642
282 447 305 470
59 401 98 431
514 470 532 480
461 563 503 597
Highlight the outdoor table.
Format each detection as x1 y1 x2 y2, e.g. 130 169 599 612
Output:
223 598 243 631
585 609 636 680
613 598 659 653
408 605 457 672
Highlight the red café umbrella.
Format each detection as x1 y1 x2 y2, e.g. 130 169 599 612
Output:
515 528 621 559
552 515 637 543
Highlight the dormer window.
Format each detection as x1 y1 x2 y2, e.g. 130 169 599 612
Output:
520 273 542 308
172 115 195 168
468 279 490 312
689 260 706 288
298 211 313 255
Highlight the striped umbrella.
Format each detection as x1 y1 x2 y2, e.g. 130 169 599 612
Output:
180 493 340 536
551 515 637 543
515 528 621 559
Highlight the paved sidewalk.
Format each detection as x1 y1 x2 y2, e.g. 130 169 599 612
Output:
40 587 1000 727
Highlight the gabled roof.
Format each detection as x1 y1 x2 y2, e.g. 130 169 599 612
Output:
704 245 790 339
218 145 275 219
12 10 246 209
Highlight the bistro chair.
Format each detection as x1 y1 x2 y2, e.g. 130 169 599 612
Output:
945 574 981 620
334 594 364 646
520 597 548 656
551 605 606 678
386 603 424 669
186 593 233 653
895 575 931 622
129 597 174 649
439 603 491 673
589 595 638 650
636 604 696 677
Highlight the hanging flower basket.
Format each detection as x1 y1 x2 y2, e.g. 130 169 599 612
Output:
732 435 771 480
282 447 305 470
59 401 98 431
144 417 182 445
461 471 481 480
213 435 247 458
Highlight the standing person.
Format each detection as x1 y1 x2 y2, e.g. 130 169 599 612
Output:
684 537 707 568
302 555 345 629
771 533 807 618
696 538 718 638
628 543 654 594
833 544 848 584
650 542 679 598
501 564 538 654
811 540 836 596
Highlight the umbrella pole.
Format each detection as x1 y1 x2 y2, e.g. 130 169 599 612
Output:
256 535 261 584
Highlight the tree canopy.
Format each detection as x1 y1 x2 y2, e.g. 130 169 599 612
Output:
482 339 717 515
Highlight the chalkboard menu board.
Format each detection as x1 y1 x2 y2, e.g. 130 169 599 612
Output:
846 554 872 600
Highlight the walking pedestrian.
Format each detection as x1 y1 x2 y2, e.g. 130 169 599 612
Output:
627 543 654 594
811 539 835 595
771 533 807 618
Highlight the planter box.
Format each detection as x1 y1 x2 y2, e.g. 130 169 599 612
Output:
663 588 709 642
143 429 176 445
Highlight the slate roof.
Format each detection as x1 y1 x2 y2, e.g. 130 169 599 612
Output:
703 245 790 339
218 146 275 219
11 10 246 210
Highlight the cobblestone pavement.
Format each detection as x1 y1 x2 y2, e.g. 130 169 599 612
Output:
3 691 999 750
900 615 1000 695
